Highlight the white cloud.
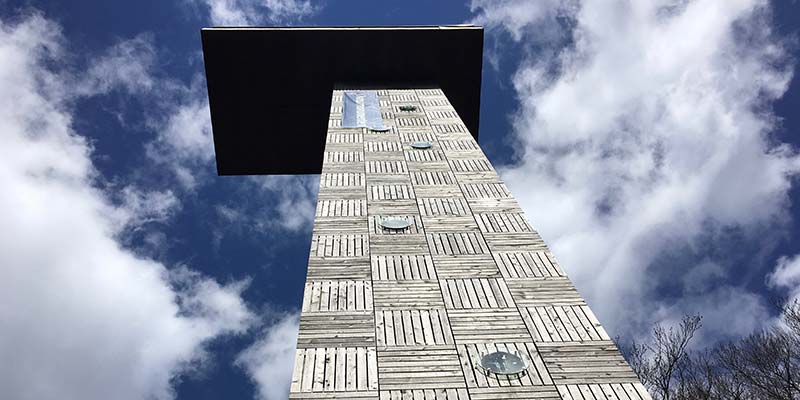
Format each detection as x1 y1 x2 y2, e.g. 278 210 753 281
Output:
146 90 215 190
471 0 800 339
195 0 317 26
470 0 577 41
0 13 255 400
76 33 158 96
768 254 800 302
250 175 319 232
236 312 300 400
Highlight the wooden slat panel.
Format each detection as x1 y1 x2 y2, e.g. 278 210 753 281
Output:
371 255 436 280
494 251 565 278
448 308 531 343
421 216 480 232
373 280 445 309
368 184 415 200
467 198 523 213
411 171 458 186
370 234 429 255
468 386 561 400
454 171 503 184
432 254 501 278
414 185 464 198
475 213 533 233
367 199 419 215
297 312 376 347
440 278 516 309
505 278 586 307
365 150 405 161
417 197 470 216
375 309 454 346
310 234 369 258
317 188 367 201
395 117 428 127
290 347 379 393
320 173 365 187
364 140 403 154
302 280 373 312
307 258 370 280
538 341 640 385
291 392 378 399
438 139 479 151
317 200 367 217
324 151 364 163
313 218 369 234
377 346 466 390
483 232 548 252
366 161 409 174
405 149 447 162
327 132 363 143
432 123 468 135
399 131 436 142
520 306 611 343
426 109 460 120
390 93 418 101
379 389 470 399
426 232 489 255
449 158 493 173
461 183 512 199
556 383 652 400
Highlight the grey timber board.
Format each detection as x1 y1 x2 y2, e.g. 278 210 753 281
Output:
290 89 649 399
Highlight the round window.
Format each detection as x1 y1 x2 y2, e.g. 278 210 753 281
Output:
478 351 529 376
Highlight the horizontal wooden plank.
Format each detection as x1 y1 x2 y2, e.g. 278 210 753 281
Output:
448 308 531 343
377 346 467 390
373 280 445 309
505 278 586 307
537 341 639 385
432 254 501 278
307 258 370 280
297 312 376 347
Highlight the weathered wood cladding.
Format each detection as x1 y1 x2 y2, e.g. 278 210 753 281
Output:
291 89 649 399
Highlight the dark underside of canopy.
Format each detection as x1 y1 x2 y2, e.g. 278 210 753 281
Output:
202 26 484 175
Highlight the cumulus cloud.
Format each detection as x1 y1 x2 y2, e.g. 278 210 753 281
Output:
0 12 255 400
195 0 317 26
146 89 215 190
470 0 800 340
236 312 300 400
769 254 800 303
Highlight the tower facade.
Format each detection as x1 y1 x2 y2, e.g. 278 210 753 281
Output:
289 88 650 400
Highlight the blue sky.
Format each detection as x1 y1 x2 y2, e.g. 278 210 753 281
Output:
1 0 799 399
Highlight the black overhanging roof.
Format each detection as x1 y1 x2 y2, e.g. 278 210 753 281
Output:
201 26 484 175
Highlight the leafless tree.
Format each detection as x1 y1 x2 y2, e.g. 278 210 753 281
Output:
623 301 800 400
622 315 702 400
